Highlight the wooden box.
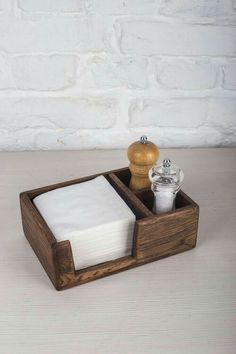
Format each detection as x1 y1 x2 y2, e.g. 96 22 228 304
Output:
20 167 199 290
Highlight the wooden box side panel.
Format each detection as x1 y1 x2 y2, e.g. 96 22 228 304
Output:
135 206 199 261
20 192 58 288
57 255 137 290
54 240 82 290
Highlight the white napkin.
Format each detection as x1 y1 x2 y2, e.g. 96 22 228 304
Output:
33 176 135 270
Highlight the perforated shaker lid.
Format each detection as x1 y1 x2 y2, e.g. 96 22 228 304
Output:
149 158 184 187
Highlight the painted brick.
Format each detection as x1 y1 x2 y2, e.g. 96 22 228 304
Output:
32 129 142 150
79 55 148 89
155 58 217 90
120 21 236 56
208 98 236 128
0 130 37 151
161 126 222 147
159 0 233 18
129 99 207 128
0 54 15 89
9 55 76 91
0 98 116 130
0 54 77 91
0 1 12 15
18 0 86 12
90 0 158 15
223 60 236 90
0 18 105 53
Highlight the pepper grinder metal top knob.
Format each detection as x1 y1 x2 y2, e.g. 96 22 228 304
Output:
140 135 148 144
127 136 159 191
149 158 184 214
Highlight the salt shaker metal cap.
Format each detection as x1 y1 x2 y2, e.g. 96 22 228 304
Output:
149 158 184 188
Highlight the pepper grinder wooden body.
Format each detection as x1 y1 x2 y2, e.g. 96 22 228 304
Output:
127 136 159 191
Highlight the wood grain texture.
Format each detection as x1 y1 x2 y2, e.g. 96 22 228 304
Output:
20 192 58 288
135 203 199 260
20 167 199 290
127 138 159 190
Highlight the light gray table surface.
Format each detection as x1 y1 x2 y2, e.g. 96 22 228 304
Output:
0 148 235 354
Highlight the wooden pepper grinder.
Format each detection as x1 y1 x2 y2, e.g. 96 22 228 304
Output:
127 136 159 190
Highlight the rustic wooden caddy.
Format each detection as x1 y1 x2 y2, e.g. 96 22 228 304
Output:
20 167 199 290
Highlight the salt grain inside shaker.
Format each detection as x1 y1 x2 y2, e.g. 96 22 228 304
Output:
149 159 184 214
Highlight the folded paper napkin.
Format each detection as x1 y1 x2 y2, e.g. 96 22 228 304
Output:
34 176 135 270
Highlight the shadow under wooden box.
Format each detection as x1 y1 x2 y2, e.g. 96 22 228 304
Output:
20 167 199 290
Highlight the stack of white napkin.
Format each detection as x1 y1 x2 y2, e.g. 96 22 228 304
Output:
34 176 135 270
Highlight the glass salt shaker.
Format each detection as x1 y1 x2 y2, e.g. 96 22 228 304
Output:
149 158 184 214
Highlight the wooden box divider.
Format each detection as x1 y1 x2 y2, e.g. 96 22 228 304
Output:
107 173 153 219
20 167 199 290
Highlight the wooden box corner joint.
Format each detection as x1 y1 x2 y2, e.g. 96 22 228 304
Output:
20 167 199 290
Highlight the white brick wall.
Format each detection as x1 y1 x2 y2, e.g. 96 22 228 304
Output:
18 0 86 13
0 0 235 151
0 97 116 129
129 99 207 128
223 60 236 90
120 21 236 56
154 58 217 90
90 0 159 15
159 0 233 18
78 55 148 89
1 55 77 90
